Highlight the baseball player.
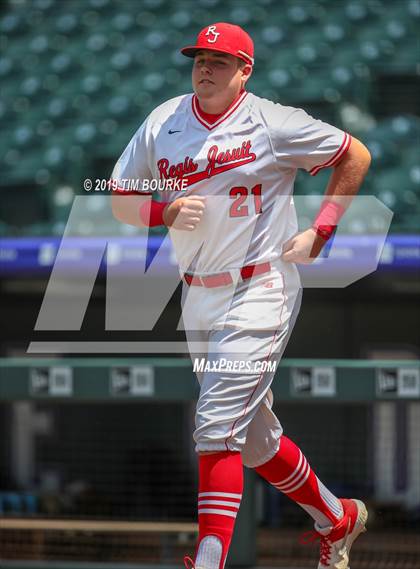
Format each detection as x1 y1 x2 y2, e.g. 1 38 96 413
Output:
111 23 371 569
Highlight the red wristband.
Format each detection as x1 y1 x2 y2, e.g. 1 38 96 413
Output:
139 200 168 227
312 200 345 241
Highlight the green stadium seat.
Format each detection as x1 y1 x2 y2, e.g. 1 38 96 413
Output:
108 95 131 117
268 68 291 89
408 0 420 17
322 22 347 44
110 50 134 71
390 38 419 70
0 100 6 123
344 1 369 23
13 125 35 148
32 0 54 11
331 44 366 70
88 0 112 9
170 47 191 68
0 13 25 35
0 77 19 104
267 46 303 72
112 12 135 33
227 6 252 26
46 97 70 120
367 115 414 142
258 24 287 49
294 28 331 65
50 185 76 224
143 71 166 92
0 56 13 78
74 122 97 145
50 52 77 74
86 33 108 53
20 76 43 98
285 3 314 26
408 165 420 189
385 18 409 42
170 9 192 30
295 170 331 198
389 116 420 142
331 65 354 88
364 138 398 168
81 74 102 95
12 153 45 182
29 34 50 54
404 147 420 169
144 30 168 51
373 167 419 216
4 38 32 74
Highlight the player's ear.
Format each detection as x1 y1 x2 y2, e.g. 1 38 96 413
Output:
241 63 253 84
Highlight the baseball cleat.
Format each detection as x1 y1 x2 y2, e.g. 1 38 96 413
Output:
302 498 368 568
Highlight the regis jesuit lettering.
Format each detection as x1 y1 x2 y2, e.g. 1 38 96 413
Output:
157 140 256 186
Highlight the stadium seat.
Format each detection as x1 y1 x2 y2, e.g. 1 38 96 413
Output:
390 37 419 70
0 12 26 35
373 167 419 212
364 137 399 169
344 1 370 23
111 11 135 33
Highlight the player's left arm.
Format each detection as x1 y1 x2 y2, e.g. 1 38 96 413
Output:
281 136 371 264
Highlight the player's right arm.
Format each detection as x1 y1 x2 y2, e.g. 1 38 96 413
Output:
112 191 206 230
110 117 206 230
163 195 206 231
110 118 154 227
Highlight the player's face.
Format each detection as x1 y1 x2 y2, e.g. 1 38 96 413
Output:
192 50 251 106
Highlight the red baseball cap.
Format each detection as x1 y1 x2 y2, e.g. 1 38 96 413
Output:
181 22 254 66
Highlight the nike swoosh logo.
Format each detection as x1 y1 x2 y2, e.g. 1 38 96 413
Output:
168 129 181 134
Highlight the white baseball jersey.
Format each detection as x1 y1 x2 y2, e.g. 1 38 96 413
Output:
112 91 350 274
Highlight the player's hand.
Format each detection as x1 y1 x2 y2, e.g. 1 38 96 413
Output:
281 228 327 265
163 195 206 231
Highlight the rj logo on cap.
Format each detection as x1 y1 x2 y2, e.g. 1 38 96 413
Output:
205 25 220 44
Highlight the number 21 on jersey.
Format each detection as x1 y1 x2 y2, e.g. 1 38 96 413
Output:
229 184 262 217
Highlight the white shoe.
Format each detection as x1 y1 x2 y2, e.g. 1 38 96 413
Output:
302 498 368 568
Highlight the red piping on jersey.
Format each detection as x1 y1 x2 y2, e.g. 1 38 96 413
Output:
309 133 352 176
193 88 246 125
192 90 248 131
113 189 153 195
111 184 153 196
183 155 256 187
224 272 286 451
196 109 223 125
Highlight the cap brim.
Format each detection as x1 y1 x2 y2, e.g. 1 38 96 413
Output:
180 45 240 59
180 45 200 58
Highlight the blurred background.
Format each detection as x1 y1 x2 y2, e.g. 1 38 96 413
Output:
0 0 419 568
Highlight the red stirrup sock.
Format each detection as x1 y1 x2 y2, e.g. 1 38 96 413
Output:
195 451 243 569
255 435 343 528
